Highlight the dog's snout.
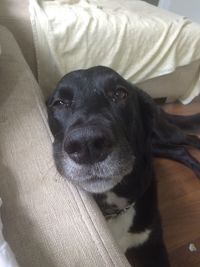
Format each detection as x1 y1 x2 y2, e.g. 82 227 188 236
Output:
64 127 113 164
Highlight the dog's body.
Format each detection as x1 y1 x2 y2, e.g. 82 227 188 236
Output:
47 66 200 267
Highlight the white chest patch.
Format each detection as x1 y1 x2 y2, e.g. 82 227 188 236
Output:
105 192 151 253
106 192 129 209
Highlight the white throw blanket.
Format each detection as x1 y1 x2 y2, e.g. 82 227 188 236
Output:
0 199 20 267
29 0 200 102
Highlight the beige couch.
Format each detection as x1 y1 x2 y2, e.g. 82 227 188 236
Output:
0 22 130 267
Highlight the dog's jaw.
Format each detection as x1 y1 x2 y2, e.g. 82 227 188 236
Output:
54 140 135 193
79 176 120 193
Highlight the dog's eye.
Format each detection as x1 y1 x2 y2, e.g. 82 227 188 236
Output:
53 100 71 108
54 100 64 106
112 86 128 102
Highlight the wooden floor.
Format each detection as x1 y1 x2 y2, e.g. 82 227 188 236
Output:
155 100 200 267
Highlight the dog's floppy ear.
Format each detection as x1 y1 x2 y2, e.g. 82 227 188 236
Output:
46 91 55 108
126 84 156 198
136 88 156 139
125 82 155 149
46 91 62 138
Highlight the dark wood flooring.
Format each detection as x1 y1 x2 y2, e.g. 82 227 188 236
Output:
156 100 200 267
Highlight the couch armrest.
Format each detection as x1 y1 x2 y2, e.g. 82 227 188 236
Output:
0 25 130 267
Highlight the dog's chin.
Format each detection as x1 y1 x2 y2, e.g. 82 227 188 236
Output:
54 142 134 193
78 176 121 193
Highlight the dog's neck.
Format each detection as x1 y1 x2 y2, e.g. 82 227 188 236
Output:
93 191 132 219
93 167 155 220
104 202 135 220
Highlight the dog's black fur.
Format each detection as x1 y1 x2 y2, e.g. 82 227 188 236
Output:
46 66 200 267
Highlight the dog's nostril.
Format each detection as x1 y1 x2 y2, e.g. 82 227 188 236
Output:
93 138 105 150
93 137 112 151
64 140 82 155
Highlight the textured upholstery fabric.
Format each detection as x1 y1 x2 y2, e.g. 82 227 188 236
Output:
0 199 20 267
0 0 37 77
0 26 130 267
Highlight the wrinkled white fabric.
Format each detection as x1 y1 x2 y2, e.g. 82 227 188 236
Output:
0 199 20 267
29 0 200 101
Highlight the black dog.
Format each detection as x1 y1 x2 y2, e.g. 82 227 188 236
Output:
46 66 200 267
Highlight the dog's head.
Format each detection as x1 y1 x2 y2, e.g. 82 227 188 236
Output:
47 66 154 195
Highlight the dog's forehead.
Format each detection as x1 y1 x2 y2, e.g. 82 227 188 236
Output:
57 67 124 96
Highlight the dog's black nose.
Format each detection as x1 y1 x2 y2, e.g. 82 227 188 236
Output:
64 127 113 164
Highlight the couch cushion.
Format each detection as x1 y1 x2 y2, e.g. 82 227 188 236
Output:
0 25 130 267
